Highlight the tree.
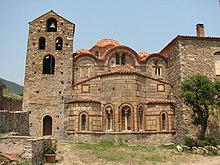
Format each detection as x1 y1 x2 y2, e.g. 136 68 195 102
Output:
181 74 220 140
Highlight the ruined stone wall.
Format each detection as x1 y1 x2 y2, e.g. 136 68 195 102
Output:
0 110 29 135
0 136 55 165
0 86 22 111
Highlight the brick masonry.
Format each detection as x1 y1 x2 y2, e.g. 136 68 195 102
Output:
22 11 220 144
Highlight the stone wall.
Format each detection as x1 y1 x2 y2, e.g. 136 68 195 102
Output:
0 110 29 135
0 86 22 111
66 132 175 146
0 136 55 165
164 36 220 142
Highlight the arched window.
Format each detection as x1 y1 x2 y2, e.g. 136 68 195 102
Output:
137 107 144 131
214 52 220 76
153 61 161 75
121 106 131 131
43 55 55 74
39 37 46 50
160 112 168 131
115 54 126 65
43 115 52 136
81 114 87 131
46 18 57 32
105 107 113 131
55 37 63 50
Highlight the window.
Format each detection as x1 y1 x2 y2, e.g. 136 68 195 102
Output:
153 61 162 76
39 37 46 49
121 106 131 131
116 54 120 65
115 54 126 65
55 37 63 50
46 18 57 32
161 112 168 131
81 114 87 131
214 53 220 76
105 107 113 130
121 54 125 65
43 55 55 74
137 107 144 131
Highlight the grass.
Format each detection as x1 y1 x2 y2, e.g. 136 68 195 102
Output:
75 140 173 164
3 88 22 100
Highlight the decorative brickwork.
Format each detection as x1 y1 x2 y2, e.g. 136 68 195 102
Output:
22 11 220 144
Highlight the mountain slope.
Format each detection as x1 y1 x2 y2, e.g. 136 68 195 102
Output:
0 78 23 94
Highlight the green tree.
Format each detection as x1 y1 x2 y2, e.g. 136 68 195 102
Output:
181 74 220 140
0 80 6 89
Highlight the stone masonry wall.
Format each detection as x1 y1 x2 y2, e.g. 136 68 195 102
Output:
0 110 29 135
166 37 220 142
0 86 22 111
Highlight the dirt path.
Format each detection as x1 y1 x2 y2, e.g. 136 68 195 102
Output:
45 141 220 165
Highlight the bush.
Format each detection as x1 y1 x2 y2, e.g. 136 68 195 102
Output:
185 136 220 148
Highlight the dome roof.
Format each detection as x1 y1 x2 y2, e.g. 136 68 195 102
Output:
94 39 120 47
75 49 92 55
138 51 150 59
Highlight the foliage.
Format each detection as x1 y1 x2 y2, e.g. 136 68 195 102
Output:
0 80 6 89
181 74 220 140
43 140 57 154
185 136 220 148
16 161 31 165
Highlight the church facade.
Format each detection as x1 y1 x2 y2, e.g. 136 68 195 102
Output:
22 11 220 144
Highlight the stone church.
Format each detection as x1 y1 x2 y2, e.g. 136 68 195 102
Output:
22 10 220 144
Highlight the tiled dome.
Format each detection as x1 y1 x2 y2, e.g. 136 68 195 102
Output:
94 39 120 47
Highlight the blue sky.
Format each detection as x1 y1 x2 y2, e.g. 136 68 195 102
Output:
0 0 219 85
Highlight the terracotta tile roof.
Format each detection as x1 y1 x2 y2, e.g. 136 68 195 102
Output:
108 66 136 74
94 39 120 47
138 51 150 60
75 49 92 55
146 99 175 104
66 98 101 104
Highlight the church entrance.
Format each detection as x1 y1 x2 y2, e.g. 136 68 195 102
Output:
43 115 52 136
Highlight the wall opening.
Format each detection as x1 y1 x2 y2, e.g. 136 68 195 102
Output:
43 55 55 74
43 115 52 136
46 18 57 32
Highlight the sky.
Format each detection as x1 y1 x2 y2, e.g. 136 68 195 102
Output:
0 0 219 86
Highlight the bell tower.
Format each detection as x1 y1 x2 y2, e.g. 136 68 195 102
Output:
22 11 75 138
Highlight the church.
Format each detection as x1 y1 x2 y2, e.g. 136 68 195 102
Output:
22 10 220 144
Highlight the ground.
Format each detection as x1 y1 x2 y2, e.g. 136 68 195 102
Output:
45 141 220 165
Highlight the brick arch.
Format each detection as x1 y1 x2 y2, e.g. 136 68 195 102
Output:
103 45 141 66
137 104 145 131
103 104 115 131
78 111 89 131
118 103 134 131
159 111 169 131
146 54 167 67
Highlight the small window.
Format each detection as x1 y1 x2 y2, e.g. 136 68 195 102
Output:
56 37 63 50
39 37 46 49
46 18 57 32
121 106 131 131
95 51 99 57
161 112 168 131
105 107 113 130
43 55 55 74
138 107 144 131
153 61 162 76
121 54 125 65
116 54 120 65
214 53 220 76
81 114 87 131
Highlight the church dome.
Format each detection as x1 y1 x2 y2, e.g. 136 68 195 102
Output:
94 39 120 47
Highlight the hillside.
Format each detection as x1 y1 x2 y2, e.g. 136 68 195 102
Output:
0 78 23 94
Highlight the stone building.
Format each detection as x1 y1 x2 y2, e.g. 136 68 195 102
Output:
22 11 220 144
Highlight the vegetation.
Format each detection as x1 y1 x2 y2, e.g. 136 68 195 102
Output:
75 140 171 164
43 140 57 154
0 78 23 94
185 136 220 148
181 74 220 140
